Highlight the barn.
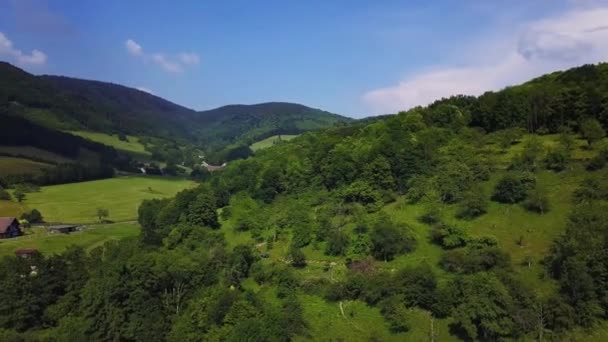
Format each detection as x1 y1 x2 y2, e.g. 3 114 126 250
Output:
0 217 22 239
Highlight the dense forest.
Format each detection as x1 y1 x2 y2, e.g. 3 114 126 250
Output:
2 63 608 341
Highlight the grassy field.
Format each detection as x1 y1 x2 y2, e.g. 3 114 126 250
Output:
0 156 53 176
5 176 195 223
69 131 150 156
251 135 298 151
0 222 139 258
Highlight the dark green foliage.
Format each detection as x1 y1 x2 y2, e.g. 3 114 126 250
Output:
0 187 10 200
544 147 570 171
440 245 510 273
370 216 416 261
20 209 43 223
580 118 606 146
456 187 488 219
138 198 171 245
378 295 411 333
430 224 469 249
522 186 550 214
510 136 544 172
289 245 306 267
492 174 534 203
546 203 608 328
325 229 350 256
441 273 516 340
13 189 25 202
572 177 608 204
587 148 608 170
184 187 219 229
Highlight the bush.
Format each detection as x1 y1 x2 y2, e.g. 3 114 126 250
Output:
586 149 608 171
544 148 569 171
456 188 488 219
492 174 533 203
0 187 10 200
522 187 550 214
20 209 44 223
430 224 469 249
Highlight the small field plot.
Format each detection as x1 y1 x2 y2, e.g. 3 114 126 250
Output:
21 176 195 223
0 222 139 258
0 156 53 176
251 135 298 151
69 131 151 156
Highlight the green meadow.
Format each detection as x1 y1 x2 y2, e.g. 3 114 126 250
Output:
251 134 298 151
69 131 151 156
3 176 195 223
0 222 139 258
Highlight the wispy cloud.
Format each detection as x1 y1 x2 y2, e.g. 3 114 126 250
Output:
125 39 142 56
363 6 608 114
0 31 47 66
124 38 199 74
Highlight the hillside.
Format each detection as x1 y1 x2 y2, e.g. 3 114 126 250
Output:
197 102 350 149
0 62 350 153
3 63 608 341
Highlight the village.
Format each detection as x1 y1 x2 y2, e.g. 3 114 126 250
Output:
0 216 82 257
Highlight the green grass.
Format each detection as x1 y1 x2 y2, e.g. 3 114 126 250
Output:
0 156 53 176
294 294 457 342
15 176 195 223
251 135 298 151
69 131 150 156
0 222 139 258
0 200 27 218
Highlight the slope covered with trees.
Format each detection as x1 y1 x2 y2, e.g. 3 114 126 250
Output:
0 62 349 155
1 63 608 341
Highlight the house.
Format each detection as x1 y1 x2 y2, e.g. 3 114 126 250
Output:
202 161 227 172
15 248 38 258
47 224 79 234
0 217 21 239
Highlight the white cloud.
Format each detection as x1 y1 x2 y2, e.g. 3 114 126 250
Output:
136 86 154 94
151 53 183 73
124 39 200 74
0 32 47 66
179 52 200 65
363 6 608 114
125 39 142 56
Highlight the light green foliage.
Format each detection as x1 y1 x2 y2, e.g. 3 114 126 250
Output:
69 131 150 156
18 176 195 223
580 118 606 146
250 134 298 151
0 223 139 257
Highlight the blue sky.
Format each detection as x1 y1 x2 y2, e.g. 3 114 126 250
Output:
1 0 607 117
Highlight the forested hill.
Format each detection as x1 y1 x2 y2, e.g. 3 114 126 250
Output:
197 102 351 148
0 62 349 149
0 62 197 138
3 63 608 340
429 63 608 133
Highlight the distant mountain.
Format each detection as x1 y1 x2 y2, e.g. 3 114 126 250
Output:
197 102 351 148
0 62 350 151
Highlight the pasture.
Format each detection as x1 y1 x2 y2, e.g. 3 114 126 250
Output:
6 176 195 223
0 156 53 176
251 134 298 151
69 131 150 156
0 222 139 258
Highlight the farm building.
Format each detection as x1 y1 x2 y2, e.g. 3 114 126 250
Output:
0 217 22 239
202 161 226 172
47 224 79 234
15 248 38 258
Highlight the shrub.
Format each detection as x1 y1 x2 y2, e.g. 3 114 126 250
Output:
522 187 550 214
456 188 488 219
430 223 469 249
20 209 44 223
544 148 569 171
0 187 10 200
492 174 533 203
